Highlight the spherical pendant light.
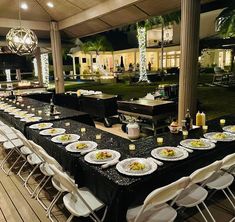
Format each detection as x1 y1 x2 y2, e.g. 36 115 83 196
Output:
6 27 38 56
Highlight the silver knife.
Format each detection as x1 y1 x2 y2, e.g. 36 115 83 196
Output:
101 159 119 169
81 148 96 155
147 157 164 166
177 145 193 153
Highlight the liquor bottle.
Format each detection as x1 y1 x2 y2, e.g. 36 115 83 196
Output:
185 109 191 131
50 97 55 114
201 112 206 126
196 111 202 126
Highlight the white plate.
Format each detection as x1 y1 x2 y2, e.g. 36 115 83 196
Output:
40 128 66 136
9 108 21 115
30 122 53 130
0 105 11 110
19 114 35 121
4 107 17 113
180 139 215 150
66 141 97 153
23 116 42 123
151 146 188 161
51 134 80 144
14 111 28 118
223 125 235 134
116 158 157 176
84 149 120 164
204 132 235 142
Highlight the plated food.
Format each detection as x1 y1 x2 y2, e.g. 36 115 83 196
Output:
180 138 215 150
39 128 65 136
66 141 97 153
51 133 80 144
29 122 53 130
84 149 120 165
151 147 188 161
23 116 42 123
116 158 157 176
223 125 235 134
204 132 235 142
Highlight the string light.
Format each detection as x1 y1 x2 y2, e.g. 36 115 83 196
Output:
137 26 149 82
41 53 49 86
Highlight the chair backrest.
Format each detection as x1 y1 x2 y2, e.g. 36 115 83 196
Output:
221 153 235 170
38 149 63 170
134 177 190 222
49 164 95 214
28 140 45 160
11 128 33 149
190 161 222 184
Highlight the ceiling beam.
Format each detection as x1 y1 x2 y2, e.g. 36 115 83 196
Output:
58 0 142 30
0 18 50 31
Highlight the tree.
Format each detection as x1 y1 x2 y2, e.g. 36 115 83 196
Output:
215 7 235 71
80 36 113 76
126 11 181 82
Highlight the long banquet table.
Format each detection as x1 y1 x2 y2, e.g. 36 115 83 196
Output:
0 97 94 133
23 114 235 222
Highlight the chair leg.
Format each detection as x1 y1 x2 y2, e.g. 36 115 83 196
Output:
24 164 40 195
31 175 47 198
66 214 74 222
36 176 52 210
47 191 63 222
222 189 235 210
201 201 216 222
5 154 23 175
101 206 108 222
0 149 15 167
227 187 235 201
196 204 208 222
17 160 28 182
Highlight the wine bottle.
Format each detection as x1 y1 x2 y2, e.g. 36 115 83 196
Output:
50 97 54 114
185 109 191 131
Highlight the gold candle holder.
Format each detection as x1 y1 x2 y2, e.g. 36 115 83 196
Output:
182 130 188 139
220 119 225 126
202 125 208 133
81 127 86 133
157 137 164 145
65 122 70 127
129 144 136 151
95 134 102 140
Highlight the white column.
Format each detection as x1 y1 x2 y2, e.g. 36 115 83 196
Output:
178 0 200 123
35 47 43 87
5 69 11 82
16 69 21 81
72 56 76 79
50 21 64 93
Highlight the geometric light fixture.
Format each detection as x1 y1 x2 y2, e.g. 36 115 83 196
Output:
6 0 38 56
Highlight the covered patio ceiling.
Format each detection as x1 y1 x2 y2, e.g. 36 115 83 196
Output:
0 0 216 41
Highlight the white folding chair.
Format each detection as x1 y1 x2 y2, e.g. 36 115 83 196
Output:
35 148 65 221
22 140 44 196
127 177 190 222
50 164 107 222
205 154 235 210
176 161 222 222
0 126 24 175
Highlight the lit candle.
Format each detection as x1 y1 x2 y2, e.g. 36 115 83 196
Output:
220 119 226 125
46 113 50 117
65 122 70 126
55 115 59 119
129 144 136 151
157 137 164 145
81 127 86 133
182 130 188 139
38 110 42 115
31 108 35 112
16 102 20 105
202 125 208 132
21 104 25 107
96 134 102 140
27 105 31 109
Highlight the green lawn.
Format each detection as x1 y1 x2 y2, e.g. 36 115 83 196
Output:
49 74 235 120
